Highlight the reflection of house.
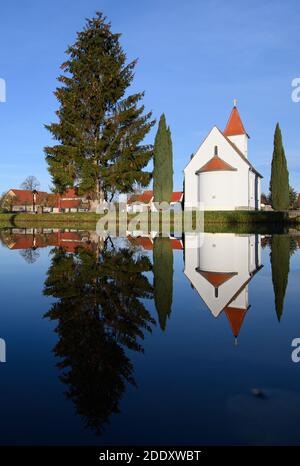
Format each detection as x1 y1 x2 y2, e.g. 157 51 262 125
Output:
184 233 262 340
184 103 263 211
3 188 88 213
127 234 183 250
127 191 183 213
4 230 92 253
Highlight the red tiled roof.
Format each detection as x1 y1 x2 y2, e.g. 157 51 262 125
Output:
196 155 237 174
171 192 183 202
128 190 153 204
224 306 248 337
8 188 84 209
223 106 247 137
58 188 82 209
61 188 79 198
128 190 183 204
9 189 51 205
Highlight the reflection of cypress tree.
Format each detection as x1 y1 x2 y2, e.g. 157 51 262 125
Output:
153 237 173 330
270 235 291 321
44 245 154 435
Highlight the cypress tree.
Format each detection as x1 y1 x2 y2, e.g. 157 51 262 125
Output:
44 11 155 200
153 114 173 203
270 123 289 210
153 237 173 330
270 235 290 321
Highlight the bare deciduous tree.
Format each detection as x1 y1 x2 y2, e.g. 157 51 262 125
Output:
20 176 41 191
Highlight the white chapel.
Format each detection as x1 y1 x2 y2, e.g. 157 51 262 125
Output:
184 102 262 211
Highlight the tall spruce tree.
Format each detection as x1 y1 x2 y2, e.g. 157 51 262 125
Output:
153 114 173 203
153 237 173 330
44 12 155 200
270 123 289 210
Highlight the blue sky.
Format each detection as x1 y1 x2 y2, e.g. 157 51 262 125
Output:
0 0 300 194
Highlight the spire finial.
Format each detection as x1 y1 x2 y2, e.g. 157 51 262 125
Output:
233 98 237 107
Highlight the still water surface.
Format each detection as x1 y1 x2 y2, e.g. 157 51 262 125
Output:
0 228 299 445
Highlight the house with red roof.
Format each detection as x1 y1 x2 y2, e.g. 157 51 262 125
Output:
127 234 183 250
127 190 183 213
3 189 56 212
3 188 88 213
184 101 263 211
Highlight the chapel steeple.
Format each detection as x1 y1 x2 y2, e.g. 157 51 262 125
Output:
223 100 249 158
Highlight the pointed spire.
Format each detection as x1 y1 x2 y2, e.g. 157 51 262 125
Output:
224 103 248 137
224 306 248 338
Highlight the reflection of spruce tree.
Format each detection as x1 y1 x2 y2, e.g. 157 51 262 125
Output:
270 235 292 321
153 237 174 330
44 245 154 435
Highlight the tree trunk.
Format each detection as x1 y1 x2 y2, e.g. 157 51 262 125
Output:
95 179 104 202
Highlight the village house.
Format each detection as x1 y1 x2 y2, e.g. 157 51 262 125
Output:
127 190 183 213
2 188 89 213
4 229 92 253
184 102 263 211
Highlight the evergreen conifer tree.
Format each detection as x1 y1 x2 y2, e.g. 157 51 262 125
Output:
153 237 173 330
270 123 289 210
153 114 173 203
270 235 290 321
45 12 155 201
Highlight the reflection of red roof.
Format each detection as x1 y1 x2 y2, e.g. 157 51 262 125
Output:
128 191 183 204
7 231 91 253
171 239 183 250
223 106 247 137
128 236 154 250
196 156 237 173
127 236 183 251
224 306 248 337
198 270 237 288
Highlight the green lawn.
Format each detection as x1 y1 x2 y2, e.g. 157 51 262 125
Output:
0 210 297 233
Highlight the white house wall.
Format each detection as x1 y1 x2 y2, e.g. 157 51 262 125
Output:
227 134 248 158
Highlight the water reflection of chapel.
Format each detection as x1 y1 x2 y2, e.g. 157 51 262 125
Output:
184 233 263 341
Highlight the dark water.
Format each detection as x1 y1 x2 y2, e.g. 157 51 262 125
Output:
0 228 299 445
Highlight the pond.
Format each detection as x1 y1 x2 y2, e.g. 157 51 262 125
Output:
0 228 299 445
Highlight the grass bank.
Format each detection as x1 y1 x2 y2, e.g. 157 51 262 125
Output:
0 210 297 233
203 210 289 224
0 212 102 229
